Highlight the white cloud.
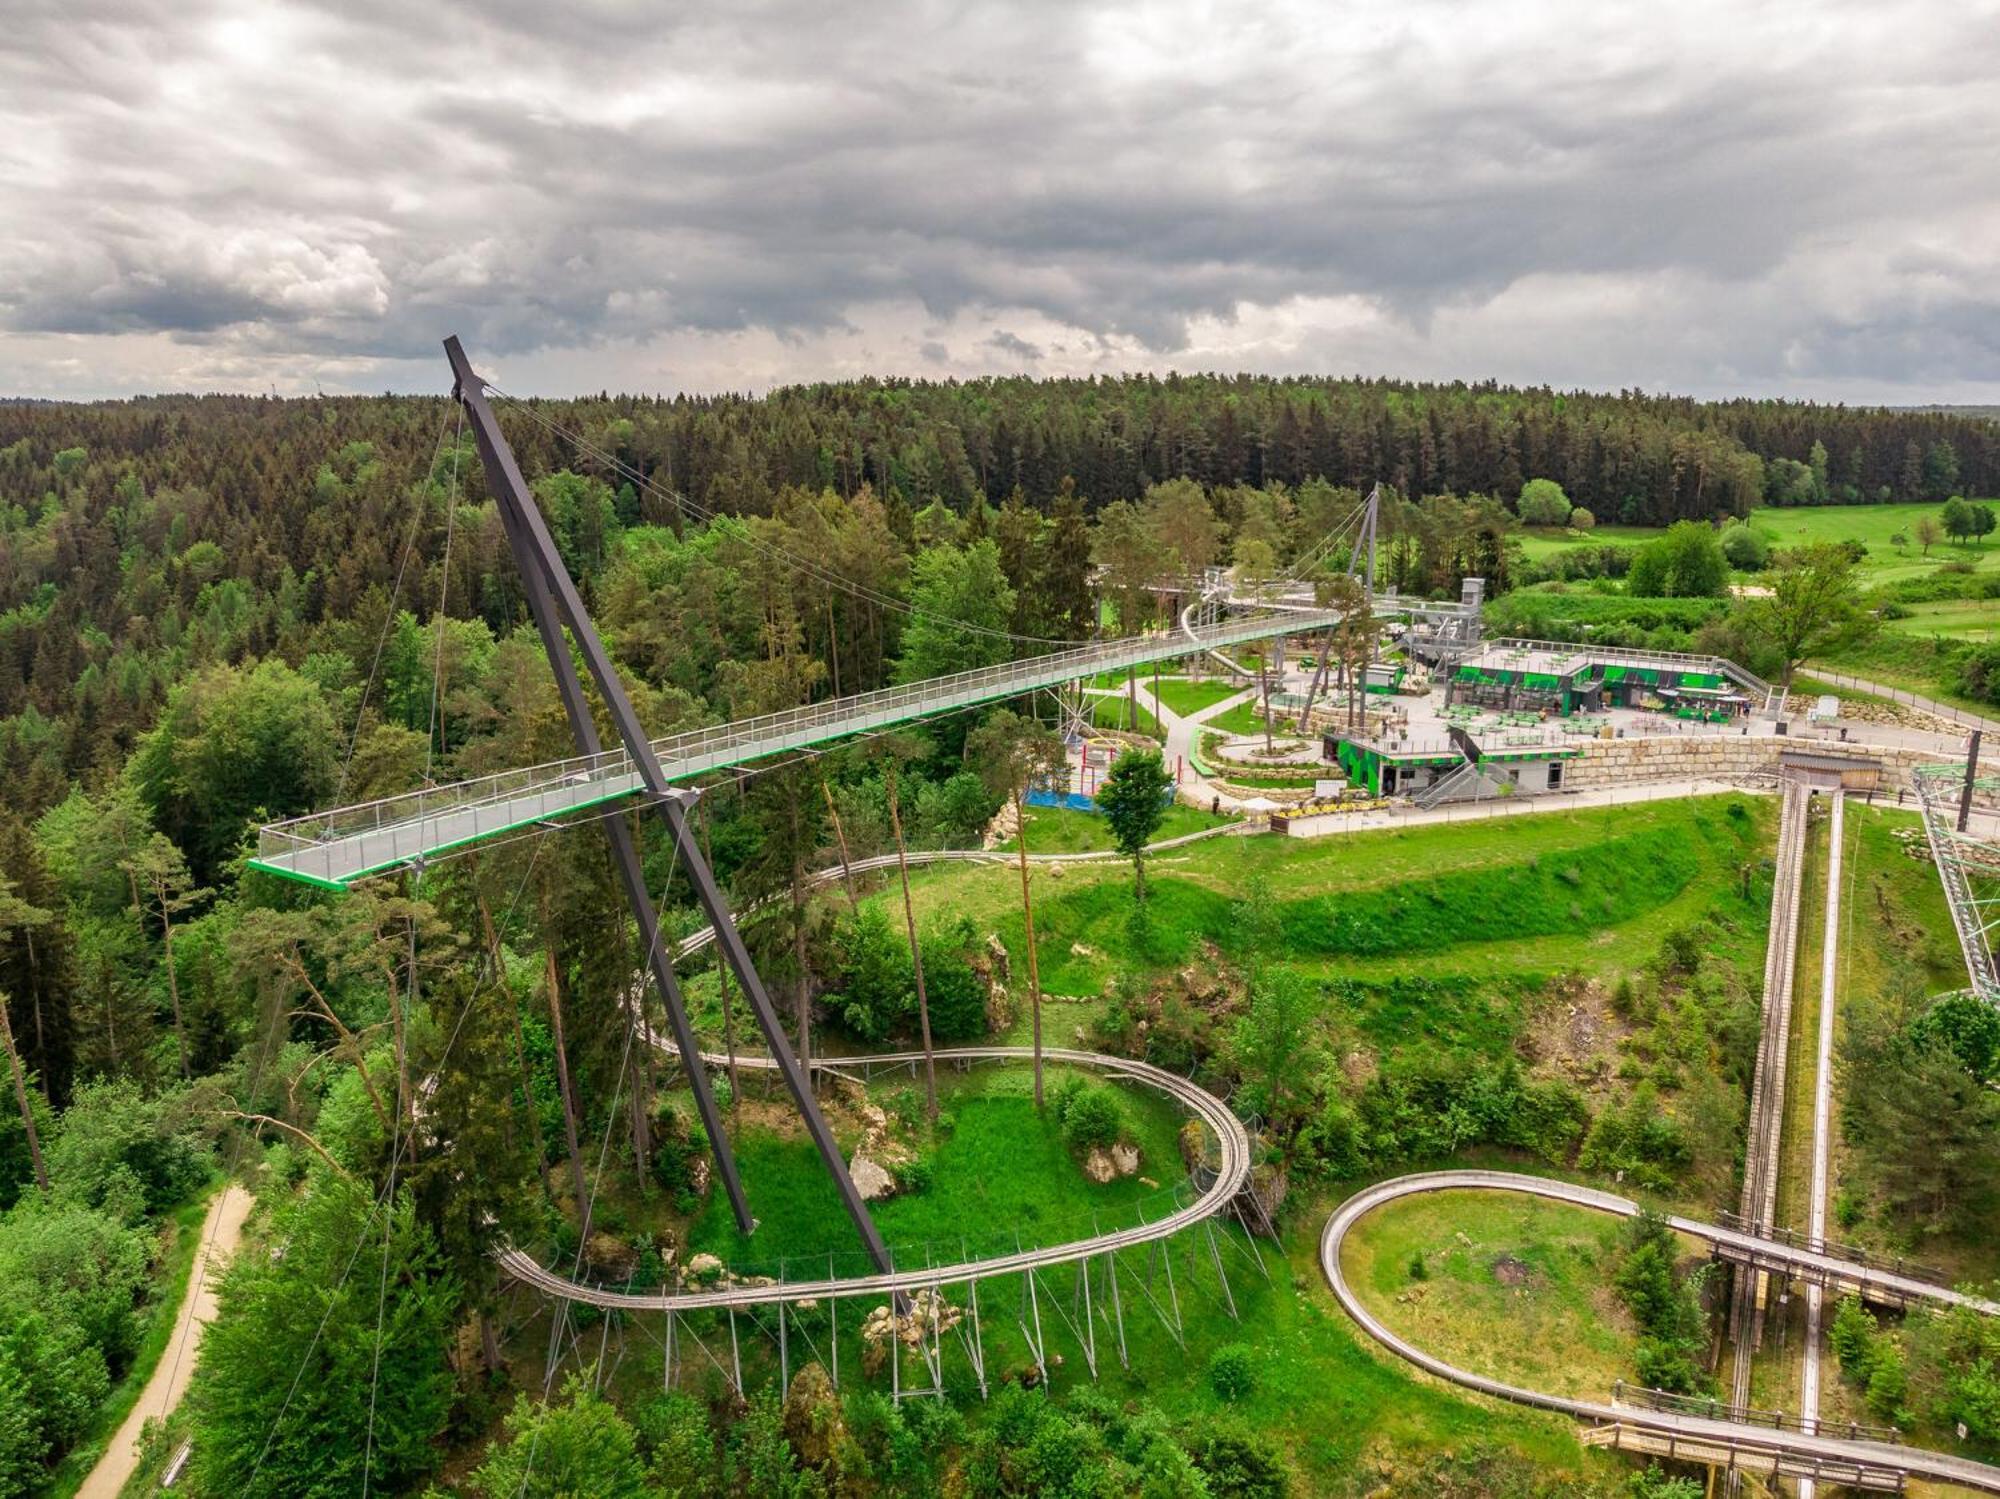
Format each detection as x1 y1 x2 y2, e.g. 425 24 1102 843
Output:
1 0 1997 400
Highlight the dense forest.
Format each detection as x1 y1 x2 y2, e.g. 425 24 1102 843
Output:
0 376 1995 1494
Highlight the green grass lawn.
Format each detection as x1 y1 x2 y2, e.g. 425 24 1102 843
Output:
1750 503 2000 585
1343 1188 1659 1401
1150 677 1246 718
1086 693 1162 737
1513 524 1661 561
684 1063 1190 1271
1204 699 1282 737
1881 598 2000 642
998 801 1234 855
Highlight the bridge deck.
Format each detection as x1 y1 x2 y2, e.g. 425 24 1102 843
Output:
250 605 1350 889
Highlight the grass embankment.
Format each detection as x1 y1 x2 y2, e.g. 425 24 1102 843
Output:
683 1064 1188 1269
1344 1189 1657 1401
45 1186 217 1497
996 802 1234 856
894 797 1767 1029
1823 805 1982 1277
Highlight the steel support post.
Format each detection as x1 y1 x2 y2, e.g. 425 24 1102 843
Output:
1106 1250 1129 1370
446 336 894 1275
729 1307 742 1395
1961 730 1983 833
967 1275 989 1398
1206 1222 1239 1321
447 337 749 1230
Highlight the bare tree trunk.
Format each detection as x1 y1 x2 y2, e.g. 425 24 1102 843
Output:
160 892 190 1080
826 595 842 698
821 780 860 915
700 803 741 1113
541 936 591 1236
886 765 937 1125
397 907 416 1128
23 929 43 1090
0 1001 46 1193
1016 791 1047 1109
789 800 811 1067
618 912 650 1184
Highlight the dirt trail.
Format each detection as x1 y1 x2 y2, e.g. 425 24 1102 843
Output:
76 1182 253 1499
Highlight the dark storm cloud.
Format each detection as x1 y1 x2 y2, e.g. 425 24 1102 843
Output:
1 0 1998 395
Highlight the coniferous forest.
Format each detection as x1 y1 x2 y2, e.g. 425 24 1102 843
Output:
0 375 1997 1496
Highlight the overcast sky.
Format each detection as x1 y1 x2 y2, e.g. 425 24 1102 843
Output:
3 0 1997 403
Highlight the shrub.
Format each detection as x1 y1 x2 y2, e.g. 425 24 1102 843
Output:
1629 522 1729 598
1865 1342 1909 1422
1053 1079 1126 1153
1208 1343 1256 1400
1720 524 1769 570
1185 1423 1288 1499
1570 506 1596 531
1830 1295 1876 1374
1517 478 1572 526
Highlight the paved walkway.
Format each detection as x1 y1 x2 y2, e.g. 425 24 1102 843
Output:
1800 667 2000 737
78 1183 253 1499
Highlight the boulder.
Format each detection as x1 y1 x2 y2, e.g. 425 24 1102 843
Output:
850 1154 898 1201
1110 1143 1141 1178
584 1233 636 1278
985 932 1012 983
1083 1147 1116 1184
685 1252 725 1285
782 1362 846 1470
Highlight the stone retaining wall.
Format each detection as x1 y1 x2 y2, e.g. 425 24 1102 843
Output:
1565 734 1950 792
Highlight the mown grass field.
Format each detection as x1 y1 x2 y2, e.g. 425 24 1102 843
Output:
1750 503 2000 585
997 801 1235 855
1516 505 2000 588
1150 676 1246 718
1343 1188 1658 1401
1882 599 2000 642
1514 523 1661 560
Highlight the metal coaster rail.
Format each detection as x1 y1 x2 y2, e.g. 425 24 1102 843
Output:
493 1044 1253 1312
1321 1170 2000 1494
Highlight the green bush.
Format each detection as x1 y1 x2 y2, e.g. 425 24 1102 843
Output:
1208 1343 1257 1400
1613 1210 1711 1394
1051 1078 1127 1153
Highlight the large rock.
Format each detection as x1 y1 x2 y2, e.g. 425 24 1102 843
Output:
783 1362 845 1470
850 1154 898 1201
985 932 1012 983
685 1252 725 1285
1110 1143 1141 1178
584 1233 635 1278
1083 1147 1116 1184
